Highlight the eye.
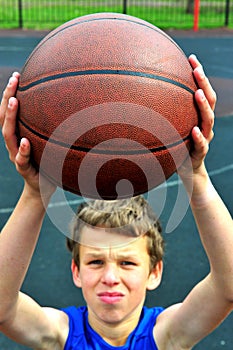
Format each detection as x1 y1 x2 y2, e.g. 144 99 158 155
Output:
88 260 104 265
121 261 136 266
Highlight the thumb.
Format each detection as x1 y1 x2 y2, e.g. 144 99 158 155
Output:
15 138 32 173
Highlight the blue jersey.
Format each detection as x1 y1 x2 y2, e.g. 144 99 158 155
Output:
62 305 164 350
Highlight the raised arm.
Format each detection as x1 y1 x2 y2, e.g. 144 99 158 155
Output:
0 75 67 349
155 55 233 349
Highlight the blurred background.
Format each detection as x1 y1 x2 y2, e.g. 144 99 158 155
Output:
0 0 232 30
0 1 233 350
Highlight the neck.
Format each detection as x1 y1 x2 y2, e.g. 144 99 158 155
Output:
87 306 143 346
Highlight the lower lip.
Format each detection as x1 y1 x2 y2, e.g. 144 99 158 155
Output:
99 295 124 304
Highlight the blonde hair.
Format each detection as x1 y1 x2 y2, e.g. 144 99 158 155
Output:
67 195 164 271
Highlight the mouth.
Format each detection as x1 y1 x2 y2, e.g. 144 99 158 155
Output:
97 291 125 304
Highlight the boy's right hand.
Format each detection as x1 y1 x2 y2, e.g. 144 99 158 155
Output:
0 73 56 198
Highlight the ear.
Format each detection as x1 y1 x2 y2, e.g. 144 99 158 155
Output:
71 259 82 288
146 260 163 291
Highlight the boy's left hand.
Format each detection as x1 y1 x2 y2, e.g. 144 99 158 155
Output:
178 54 216 179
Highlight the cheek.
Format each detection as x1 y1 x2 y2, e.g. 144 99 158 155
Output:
123 270 150 290
79 268 100 288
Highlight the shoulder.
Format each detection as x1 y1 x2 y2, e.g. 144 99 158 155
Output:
61 305 87 327
60 306 88 348
153 303 183 349
135 306 165 336
41 306 70 349
141 306 164 324
42 306 87 350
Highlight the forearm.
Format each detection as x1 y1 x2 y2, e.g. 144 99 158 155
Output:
0 185 49 321
188 170 233 301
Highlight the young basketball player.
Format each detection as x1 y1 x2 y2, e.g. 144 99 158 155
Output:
0 55 232 350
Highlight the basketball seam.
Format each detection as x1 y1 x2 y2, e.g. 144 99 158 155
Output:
22 15 184 69
45 16 178 47
18 69 195 94
18 118 190 155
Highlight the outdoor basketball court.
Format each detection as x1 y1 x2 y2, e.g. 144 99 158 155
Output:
0 29 232 349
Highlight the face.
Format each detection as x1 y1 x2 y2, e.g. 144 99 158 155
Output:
71 226 163 330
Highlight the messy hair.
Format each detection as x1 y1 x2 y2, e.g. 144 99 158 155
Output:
66 195 165 272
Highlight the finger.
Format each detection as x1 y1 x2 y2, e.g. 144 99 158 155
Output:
193 67 216 111
195 89 215 142
1 97 19 161
191 126 209 164
189 55 216 111
0 73 20 126
12 71 20 79
15 138 31 172
189 54 201 70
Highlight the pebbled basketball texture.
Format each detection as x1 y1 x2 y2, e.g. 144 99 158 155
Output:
16 12 199 199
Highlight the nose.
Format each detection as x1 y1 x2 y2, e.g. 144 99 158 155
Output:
101 263 120 286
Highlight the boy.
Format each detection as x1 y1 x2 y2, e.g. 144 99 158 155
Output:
0 54 232 349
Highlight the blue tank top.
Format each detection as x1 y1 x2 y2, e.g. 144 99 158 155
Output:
62 306 164 350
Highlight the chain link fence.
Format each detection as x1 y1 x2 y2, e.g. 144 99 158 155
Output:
0 0 232 30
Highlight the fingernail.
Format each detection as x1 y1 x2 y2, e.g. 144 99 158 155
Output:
194 126 201 135
199 89 205 100
193 126 201 138
8 76 17 87
20 138 27 148
8 97 13 107
190 53 197 60
197 66 205 79
8 77 13 86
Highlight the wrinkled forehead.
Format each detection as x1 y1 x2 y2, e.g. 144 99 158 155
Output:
79 224 144 249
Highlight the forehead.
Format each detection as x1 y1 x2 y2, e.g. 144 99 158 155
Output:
79 225 148 253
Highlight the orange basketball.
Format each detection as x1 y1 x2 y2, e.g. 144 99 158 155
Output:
17 13 198 199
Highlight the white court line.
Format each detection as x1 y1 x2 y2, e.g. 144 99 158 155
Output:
165 163 233 188
0 198 83 215
0 46 32 52
0 163 233 215
209 64 233 75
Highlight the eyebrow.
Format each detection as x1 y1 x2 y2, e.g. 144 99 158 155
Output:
83 251 141 260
